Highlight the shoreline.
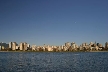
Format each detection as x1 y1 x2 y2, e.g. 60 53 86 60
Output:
0 51 108 52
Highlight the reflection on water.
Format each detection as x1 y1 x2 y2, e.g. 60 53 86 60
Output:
0 52 108 72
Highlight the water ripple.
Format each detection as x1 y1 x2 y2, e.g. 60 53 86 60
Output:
0 52 108 72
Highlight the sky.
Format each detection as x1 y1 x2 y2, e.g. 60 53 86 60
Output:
0 0 108 46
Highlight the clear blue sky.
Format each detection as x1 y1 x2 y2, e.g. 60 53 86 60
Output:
0 0 108 46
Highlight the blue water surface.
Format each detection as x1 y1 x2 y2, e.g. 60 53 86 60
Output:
0 52 108 72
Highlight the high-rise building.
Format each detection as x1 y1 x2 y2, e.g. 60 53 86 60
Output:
20 42 24 51
24 42 27 51
12 42 16 50
61 45 64 49
0 46 1 50
105 42 108 48
9 42 12 48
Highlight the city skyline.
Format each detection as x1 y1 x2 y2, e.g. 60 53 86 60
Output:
0 0 108 46
0 41 108 52
0 41 107 47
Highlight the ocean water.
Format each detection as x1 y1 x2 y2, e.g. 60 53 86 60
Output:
0 52 108 72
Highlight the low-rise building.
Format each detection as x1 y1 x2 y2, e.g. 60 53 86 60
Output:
16 46 19 50
48 47 53 51
32 45 36 51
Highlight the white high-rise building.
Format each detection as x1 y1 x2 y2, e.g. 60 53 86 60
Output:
61 45 64 49
9 42 12 48
12 42 16 50
20 42 24 51
0 46 1 50
24 42 27 51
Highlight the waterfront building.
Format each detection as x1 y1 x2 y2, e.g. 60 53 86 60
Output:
32 45 36 51
2 46 5 50
97 43 100 47
63 46 68 51
105 42 108 48
35 46 38 51
0 42 2 48
90 42 93 47
75 44 78 48
0 42 9 48
65 42 70 48
93 41 97 47
90 42 93 44
48 47 53 51
42 46 45 51
16 46 19 50
0 41 108 52
57 46 61 51
85 45 89 51
53 46 57 49
98 44 103 48
47 45 50 48
90 47 96 51
71 42 76 48
9 42 12 48
20 42 24 51
0 42 2 50
79 45 83 51
0 46 1 50
27 44 30 48
24 42 27 51
82 43 86 48
51 46 53 48
96 46 99 51
12 42 16 50
61 45 64 49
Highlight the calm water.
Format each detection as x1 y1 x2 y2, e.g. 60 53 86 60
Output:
0 52 108 72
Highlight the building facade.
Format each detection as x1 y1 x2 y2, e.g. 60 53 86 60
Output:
20 42 24 51
105 42 108 49
9 42 12 48
12 42 16 50
65 42 70 48
24 42 27 51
